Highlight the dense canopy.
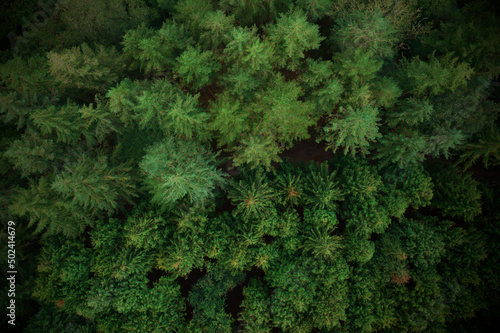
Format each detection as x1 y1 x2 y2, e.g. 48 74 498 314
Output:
0 0 499 332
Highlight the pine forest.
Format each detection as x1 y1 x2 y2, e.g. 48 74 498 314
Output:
0 0 499 332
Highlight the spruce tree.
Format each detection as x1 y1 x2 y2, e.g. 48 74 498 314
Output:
51 154 137 214
139 138 226 208
322 105 381 155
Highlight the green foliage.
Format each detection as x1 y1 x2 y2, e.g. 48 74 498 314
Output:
323 105 381 155
380 164 434 211
25 306 96 333
51 154 137 214
199 10 234 48
228 169 277 221
188 267 245 332
240 279 273 332
256 76 316 145
135 79 211 140
209 92 250 146
174 46 220 89
424 0 500 79
3 128 58 177
370 77 402 108
427 163 482 222
266 8 325 69
387 97 434 127
296 0 335 20
123 209 169 250
224 26 275 74
219 0 287 27
122 21 191 73
157 233 205 277
139 138 226 208
233 134 283 170
33 236 92 313
3 1 500 331
376 132 427 168
30 102 83 144
398 51 474 97
303 162 344 211
303 227 344 261
333 48 383 85
47 43 127 92
274 168 303 207
50 0 156 47
332 8 398 58
9 178 91 237
457 124 500 169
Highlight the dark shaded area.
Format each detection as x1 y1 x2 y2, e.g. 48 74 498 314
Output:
224 266 265 320
146 268 168 288
278 135 334 166
176 267 206 321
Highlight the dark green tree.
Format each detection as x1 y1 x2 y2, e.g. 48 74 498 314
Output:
139 138 226 208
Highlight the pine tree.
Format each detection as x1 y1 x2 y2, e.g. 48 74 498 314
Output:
232 134 282 170
227 168 277 221
223 26 275 74
174 46 220 90
122 21 191 74
375 132 427 168
240 279 273 332
32 0 156 49
303 162 344 211
333 48 383 85
265 8 324 70
79 99 120 145
209 92 251 146
256 75 316 146
303 227 344 261
123 209 169 250
296 0 335 20
30 102 83 144
398 51 474 97
427 162 482 222
9 178 91 237
199 10 234 49
322 105 381 155
139 138 226 208
135 79 211 141
370 77 402 109
387 97 434 128
274 169 303 207
106 78 147 126
219 0 286 27
51 154 137 214
332 8 398 58
47 43 127 92
3 128 59 178
457 124 500 169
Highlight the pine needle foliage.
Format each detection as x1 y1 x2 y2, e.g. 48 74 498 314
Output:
30 103 83 144
228 168 278 221
3 128 58 178
303 228 344 261
9 178 91 237
139 138 226 208
398 51 474 97
427 162 482 222
303 162 344 211
174 46 220 89
52 154 137 214
47 43 127 92
265 8 325 70
323 105 381 156
457 124 500 169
